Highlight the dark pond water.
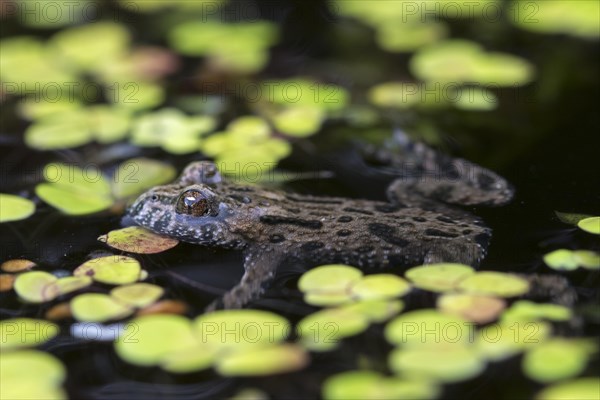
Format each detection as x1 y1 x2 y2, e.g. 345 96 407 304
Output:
1 1 599 399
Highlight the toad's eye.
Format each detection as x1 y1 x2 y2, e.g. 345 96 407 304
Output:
150 194 159 201
176 189 209 216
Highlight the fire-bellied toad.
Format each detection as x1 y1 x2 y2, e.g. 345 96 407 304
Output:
128 139 513 310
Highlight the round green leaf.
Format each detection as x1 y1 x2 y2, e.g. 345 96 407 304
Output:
297 308 369 352
161 344 220 373
339 299 404 323
543 249 579 271
0 319 59 351
0 194 35 223
25 111 93 150
115 314 198 366
52 276 93 296
323 370 439 400
385 309 472 347
457 272 530 298
71 293 133 323
110 283 164 308
0 350 66 400
350 274 412 300
299 265 363 293
501 300 572 323
193 310 291 350
578 217 600 235
389 343 486 383
475 321 551 361
405 263 475 292
98 226 179 254
535 378 600 400
14 271 58 303
73 255 141 285
111 158 177 199
215 344 309 376
523 339 596 383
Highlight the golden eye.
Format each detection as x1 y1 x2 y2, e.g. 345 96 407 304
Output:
176 190 209 216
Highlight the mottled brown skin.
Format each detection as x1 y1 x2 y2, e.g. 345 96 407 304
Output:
128 141 514 310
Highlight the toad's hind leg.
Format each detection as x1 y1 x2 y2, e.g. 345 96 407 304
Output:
204 248 283 311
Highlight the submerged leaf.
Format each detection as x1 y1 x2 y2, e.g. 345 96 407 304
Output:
0 194 35 223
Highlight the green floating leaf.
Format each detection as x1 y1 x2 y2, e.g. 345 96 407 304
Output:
389 342 486 383
87 105 132 144
0 350 67 400
107 81 165 111
410 39 534 86
193 310 290 350
14 271 58 303
52 276 93 296
451 87 498 111
98 226 179 254
297 308 369 352
215 344 309 376
50 22 130 71
339 299 404 323
437 293 506 324
535 377 600 400
457 272 530 298
0 194 35 223
385 309 472 347
299 265 363 294
510 0 600 39
35 163 113 215
111 158 177 199
350 274 412 300
323 370 439 400
115 314 198 367
578 217 600 235
523 339 597 383
260 78 349 111
73 255 141 285
18 98 83 121
543 249 600 271
161 344 220 373
71 293 134 323
377 21 448 52
131 108 216 153
368 82 424 109
272 106 325 137
405 263 475 293
110 283 164 308
475 321 551 361
501 300 572 323
0 318 59 351
554 211 594 225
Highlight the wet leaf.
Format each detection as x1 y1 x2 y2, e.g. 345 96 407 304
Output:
71 293 134 322
193 310 290 350
457 272 530 298
475 321 551 361
535 377 600 400
299 265 363 294
0 350 67 400
451 87 498 111
410 39 534 86
377 21 448 52
73 255 142 285
389 343 486 383
111 158 177 199
297 308 369 352
303 292 353 307
110 283 164 308
14 271 58 303
161 344 220 373
323 370 439 400
523 339 597 383
385 309 472 347
577 217 600 235
405 263 475 292
24 110 93 150
51 276 93 296
437 293 506 324
339 299 404 323
215 344 309 376
115 314 198 366
543 249 580 271
554 211 593 225
1 258 36 273
0 318 59 350
99 226 179 254
0 194 35 223
35 163 113 215
501 300 572 323
350 274 412 300
272 106 325 137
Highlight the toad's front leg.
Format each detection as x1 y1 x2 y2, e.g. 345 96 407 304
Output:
204 247 284 311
